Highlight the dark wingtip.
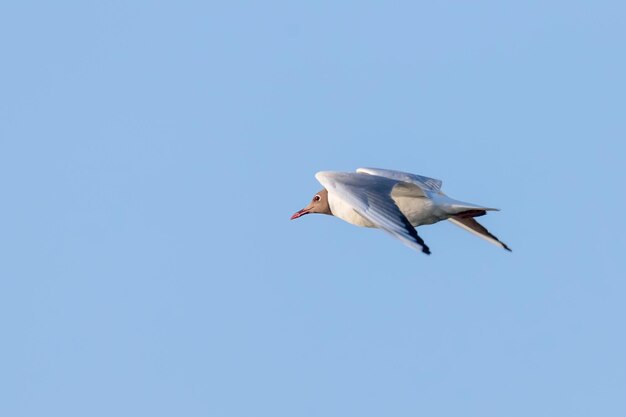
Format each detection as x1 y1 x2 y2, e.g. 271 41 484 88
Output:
422 246 431 255
502 244 512 252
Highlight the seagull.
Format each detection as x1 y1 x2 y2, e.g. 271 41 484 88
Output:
290 168 511 255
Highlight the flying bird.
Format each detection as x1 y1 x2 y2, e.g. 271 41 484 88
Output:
291 168 511 255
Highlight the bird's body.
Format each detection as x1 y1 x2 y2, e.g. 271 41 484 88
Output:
291 168 510 255
327 184 439 228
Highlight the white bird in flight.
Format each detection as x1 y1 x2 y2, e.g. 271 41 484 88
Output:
291 168 511 255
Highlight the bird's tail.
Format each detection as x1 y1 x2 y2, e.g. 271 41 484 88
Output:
429 194 511 251
432 194 499 217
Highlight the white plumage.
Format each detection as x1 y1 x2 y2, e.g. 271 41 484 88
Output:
293 168 511 255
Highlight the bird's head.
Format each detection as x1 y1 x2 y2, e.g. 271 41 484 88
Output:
290 189 332 220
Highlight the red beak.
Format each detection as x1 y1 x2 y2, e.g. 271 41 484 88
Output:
290 208 309 220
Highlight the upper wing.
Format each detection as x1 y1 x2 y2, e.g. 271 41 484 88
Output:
448 216 512 251
315 171 430 254
356 167 443 192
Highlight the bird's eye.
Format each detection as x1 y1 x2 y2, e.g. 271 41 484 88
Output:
314 195 321 202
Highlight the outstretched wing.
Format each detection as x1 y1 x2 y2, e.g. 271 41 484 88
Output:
315 171 430 254
448 216 512 251
356 167 510 252
356 167 443 192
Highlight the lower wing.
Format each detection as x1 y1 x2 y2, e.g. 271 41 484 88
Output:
448 216 511 251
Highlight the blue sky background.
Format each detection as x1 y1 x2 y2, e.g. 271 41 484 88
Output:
1 1 625 416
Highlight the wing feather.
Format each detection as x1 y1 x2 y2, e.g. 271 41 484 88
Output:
356 167 443 192
448 216 511 251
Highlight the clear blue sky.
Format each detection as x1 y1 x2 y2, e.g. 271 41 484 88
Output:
1 1 625 416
